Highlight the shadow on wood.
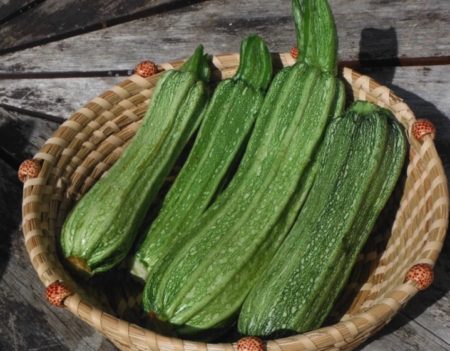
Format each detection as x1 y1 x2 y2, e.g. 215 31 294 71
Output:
0 108 39 282
0 158 21 283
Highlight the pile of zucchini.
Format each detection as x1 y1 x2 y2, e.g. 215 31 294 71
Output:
59 0 407 340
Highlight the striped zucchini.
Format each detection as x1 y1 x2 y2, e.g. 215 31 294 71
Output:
298 104 408 331
141 0 342 335
238 101 407 337
130 35 272 280
59 46 211 276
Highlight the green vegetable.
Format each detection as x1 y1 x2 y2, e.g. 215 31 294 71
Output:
130 35 273 281
299 104 408 331
293 0 338 74
238 101 407 337
141 0 341 335
59 46 211 276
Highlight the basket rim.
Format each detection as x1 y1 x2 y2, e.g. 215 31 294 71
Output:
21 52 449 351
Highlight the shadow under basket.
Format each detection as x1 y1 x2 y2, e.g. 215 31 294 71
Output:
21 53 449 351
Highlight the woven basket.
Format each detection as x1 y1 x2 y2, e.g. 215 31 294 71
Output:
21 53 449 351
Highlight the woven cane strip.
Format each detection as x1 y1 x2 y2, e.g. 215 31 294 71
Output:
368 177 445 300
51 75 159 199
68 105 147 195
80 141 131 195
21 55 448 351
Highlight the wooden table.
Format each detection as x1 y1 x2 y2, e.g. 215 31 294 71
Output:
0 0 448 350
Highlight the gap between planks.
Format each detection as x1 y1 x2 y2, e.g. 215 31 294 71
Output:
0 57 449 80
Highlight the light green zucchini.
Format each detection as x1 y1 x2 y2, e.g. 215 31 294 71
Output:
59 46 211 276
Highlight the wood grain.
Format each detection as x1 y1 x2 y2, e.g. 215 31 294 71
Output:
0 0 448 73
0 0 183 53
359 313 450 351
0 77 121 118
0 0 36 24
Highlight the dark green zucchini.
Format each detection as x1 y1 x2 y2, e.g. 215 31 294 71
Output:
299 104 408 331
59 46 211 276
130 35 272 281
238 101 407 337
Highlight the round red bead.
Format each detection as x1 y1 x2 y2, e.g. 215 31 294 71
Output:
45 281 72 307
18 159 41 183
405 263 434 290
411 119 435 141
134 60 159 78
237 337 264 351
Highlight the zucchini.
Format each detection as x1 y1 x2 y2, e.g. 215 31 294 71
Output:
293 0 337 73
59 46 211 276
163 80 347 336
299 104 407 331
142 0 342 334
238 102 407 337
130 35 272 281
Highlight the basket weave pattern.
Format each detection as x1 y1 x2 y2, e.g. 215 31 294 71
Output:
21 53 449 351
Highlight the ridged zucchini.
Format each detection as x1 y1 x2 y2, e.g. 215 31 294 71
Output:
238 101 407 337
298 104 408 331
130 35 272 281
59 46 211 276
141 0 342 335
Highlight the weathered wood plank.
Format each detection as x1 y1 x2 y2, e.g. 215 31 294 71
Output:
0 157 116 350
0 77 121 119
0 0 181 52
0 0 36 23
359 312 450 350
0 0 449 73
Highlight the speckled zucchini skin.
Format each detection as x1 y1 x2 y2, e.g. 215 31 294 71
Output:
141 0 342 334
130 35 272 281
238 102 407 337
59 46 211 276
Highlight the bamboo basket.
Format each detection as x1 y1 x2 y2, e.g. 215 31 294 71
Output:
20 53 449 351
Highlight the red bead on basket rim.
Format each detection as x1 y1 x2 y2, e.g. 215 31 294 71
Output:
404 264 434 290
411 119 436 141
134 60 159 78
237 337 265 351
45 281 73 307
18 159 42 183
